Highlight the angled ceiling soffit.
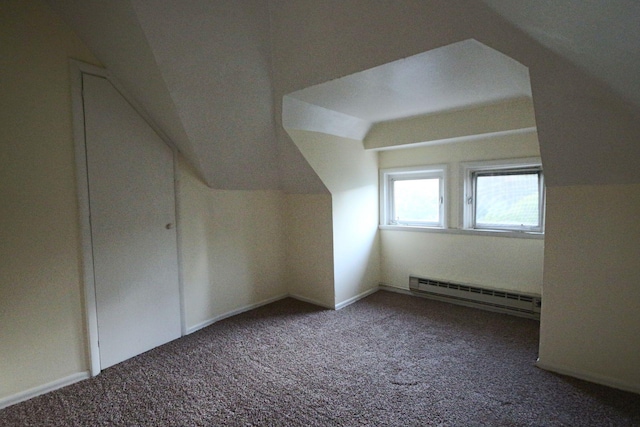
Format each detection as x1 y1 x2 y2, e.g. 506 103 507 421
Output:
282 40 533 147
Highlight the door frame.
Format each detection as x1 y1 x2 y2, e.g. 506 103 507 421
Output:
70 60 186 376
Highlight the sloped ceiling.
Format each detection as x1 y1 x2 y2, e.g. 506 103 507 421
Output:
48 0 640 190
482 0 640 109
47 0 203 176
50 0 280 190
130 0 280 189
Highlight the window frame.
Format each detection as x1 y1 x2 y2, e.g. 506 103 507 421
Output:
461 158 545 234
380 165 447 229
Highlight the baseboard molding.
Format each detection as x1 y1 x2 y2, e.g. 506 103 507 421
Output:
334 287 379 310
0 371 90 410
536 360 640 395
185 293 289 335
185 287 410 335
290 287 380 311
378 283 412 295
288 293 334 310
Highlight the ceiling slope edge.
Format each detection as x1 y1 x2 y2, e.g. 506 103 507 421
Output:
481 0 640 109
282 96 371 141
130 0 281 190
46 0 205 182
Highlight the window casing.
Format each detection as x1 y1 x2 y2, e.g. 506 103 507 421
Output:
380 166 446 228
462 159 544 233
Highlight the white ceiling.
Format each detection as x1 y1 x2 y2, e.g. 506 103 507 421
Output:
482 0 640 108
283 0 640 142
49 0 280 190
283 39 532 141
129 0 280 190
47 0 640 190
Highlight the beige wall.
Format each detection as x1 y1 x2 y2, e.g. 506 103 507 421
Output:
286 129 380 307
379 129 544 294
365 98 536 150
4 0 640 405
0 1 292 405
381 232 543 294
379 130 542 227
538 184 640 393
284 193 335 308
178 156 288 332
269 1 640 392
0 1 100 401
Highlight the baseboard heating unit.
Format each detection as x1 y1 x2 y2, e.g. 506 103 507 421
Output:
409 276 541 320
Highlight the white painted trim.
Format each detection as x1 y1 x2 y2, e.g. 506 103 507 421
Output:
288 293 335 310
186 291 354 322
70 59 186 376
378 224 544 240
334 287 379 310
536 360 640 395
459 156 544 232
173 151 187 336
379 164 448 229
70 59 106 378
185 294 289 335
378 284 413 295
0 372 90 410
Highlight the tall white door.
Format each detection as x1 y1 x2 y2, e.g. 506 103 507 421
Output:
82 74 182 369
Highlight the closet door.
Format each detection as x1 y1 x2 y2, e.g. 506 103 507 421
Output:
83 74 181 369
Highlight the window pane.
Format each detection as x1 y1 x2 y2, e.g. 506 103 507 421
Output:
475 173 539 227
393 178 440 224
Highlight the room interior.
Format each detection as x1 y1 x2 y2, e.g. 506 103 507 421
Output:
1 0 639 410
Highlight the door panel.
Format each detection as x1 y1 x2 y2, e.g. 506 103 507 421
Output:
82 74 181 369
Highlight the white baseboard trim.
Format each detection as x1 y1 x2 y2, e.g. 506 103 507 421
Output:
185 293 289 335
335 287 379 310
288 293 334 310
536 359 640 395
378 283 412 295
0 371 90 410
186 286 410 335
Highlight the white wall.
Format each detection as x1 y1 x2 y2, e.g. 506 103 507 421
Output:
378 129 544 294
178 156 288 332
285 129 380 307
538 184 640 393
0 0 100 402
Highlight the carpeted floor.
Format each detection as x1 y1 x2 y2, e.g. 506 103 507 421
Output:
2 290 639 426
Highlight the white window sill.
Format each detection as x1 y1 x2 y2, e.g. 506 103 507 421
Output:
378 225 544 240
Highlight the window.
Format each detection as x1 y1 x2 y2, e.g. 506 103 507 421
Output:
462 158 544 233
380 166 446 228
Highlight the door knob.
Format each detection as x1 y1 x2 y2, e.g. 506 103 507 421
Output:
165 223 174 229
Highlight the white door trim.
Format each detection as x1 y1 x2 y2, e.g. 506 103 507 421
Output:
70 60 185 377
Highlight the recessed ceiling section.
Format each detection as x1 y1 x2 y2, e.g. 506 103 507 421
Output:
283 39 533 144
